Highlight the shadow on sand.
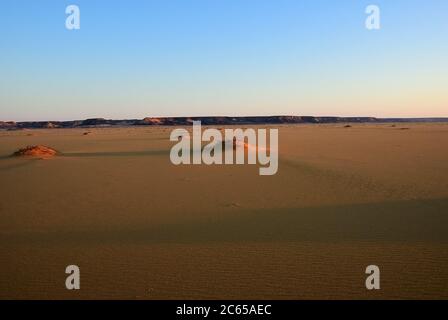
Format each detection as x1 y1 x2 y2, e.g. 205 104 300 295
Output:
2 198 448 245
61 150 169 158
0 150 169 172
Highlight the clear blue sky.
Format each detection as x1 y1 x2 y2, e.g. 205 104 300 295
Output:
1 0 447 121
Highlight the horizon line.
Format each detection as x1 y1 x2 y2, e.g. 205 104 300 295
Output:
3 115 448 123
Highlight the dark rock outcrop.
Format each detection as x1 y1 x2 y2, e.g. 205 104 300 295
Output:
2 116 447 130
0 121 17 129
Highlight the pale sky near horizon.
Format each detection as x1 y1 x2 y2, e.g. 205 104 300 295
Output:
1 0 447 121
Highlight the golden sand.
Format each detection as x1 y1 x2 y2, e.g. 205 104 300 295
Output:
0 123 447 299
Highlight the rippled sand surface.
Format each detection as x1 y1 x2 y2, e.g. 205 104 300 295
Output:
1 123 448 299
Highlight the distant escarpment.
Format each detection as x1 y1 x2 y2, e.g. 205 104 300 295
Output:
1 116 447 129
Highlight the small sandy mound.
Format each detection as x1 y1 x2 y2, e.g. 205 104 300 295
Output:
218 138 271 152
13 145 58 158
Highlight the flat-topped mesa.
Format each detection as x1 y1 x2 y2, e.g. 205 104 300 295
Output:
141 117 164 125
13 145 58 158
0 121 16 128
2 116 448 129
81 118 110 126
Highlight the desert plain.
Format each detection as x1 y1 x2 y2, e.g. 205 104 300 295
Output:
1 123 448 299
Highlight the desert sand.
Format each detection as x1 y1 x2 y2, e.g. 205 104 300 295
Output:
1 123 448 299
